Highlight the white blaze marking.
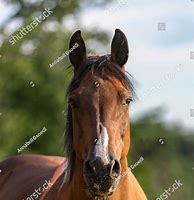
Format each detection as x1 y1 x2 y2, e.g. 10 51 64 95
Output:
94 123 109 164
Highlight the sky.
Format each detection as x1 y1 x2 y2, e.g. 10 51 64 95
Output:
79 0 194 130
0 0 194 130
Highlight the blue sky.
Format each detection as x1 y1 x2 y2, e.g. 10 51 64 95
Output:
79 0 194 130
0 0 194 130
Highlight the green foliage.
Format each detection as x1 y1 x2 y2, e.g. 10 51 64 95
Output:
129 109 194 199
0 0 109 158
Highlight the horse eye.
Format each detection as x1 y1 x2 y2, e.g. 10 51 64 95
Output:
123 97 132 106
69 98 76 109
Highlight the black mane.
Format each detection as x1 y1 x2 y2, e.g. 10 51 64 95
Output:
64 55 134 183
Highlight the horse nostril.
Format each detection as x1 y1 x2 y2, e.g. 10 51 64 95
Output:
110 159 121 178
85 160 97 176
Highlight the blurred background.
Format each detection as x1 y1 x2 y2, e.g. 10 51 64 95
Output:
0 0 193 199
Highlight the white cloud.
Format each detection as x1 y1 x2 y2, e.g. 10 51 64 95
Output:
0 2 14 27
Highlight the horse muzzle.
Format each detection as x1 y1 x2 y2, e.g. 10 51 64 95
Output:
83 156 121 197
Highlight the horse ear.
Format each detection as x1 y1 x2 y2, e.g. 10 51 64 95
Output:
111 29 129 67
69 30 86 71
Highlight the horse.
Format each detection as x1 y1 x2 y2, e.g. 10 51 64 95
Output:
0 29 147 200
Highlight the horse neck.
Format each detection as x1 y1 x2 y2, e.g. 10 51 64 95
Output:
66 159 89 200
66 157 130 200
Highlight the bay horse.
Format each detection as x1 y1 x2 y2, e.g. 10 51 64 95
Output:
0 29 147 200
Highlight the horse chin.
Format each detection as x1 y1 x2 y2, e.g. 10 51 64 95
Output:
84 176 119 198
88 190 114 199
88 189 115 198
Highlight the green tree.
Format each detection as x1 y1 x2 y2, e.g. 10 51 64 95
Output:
0 0 109 158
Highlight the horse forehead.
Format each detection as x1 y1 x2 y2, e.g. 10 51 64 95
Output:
79 73 124 95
